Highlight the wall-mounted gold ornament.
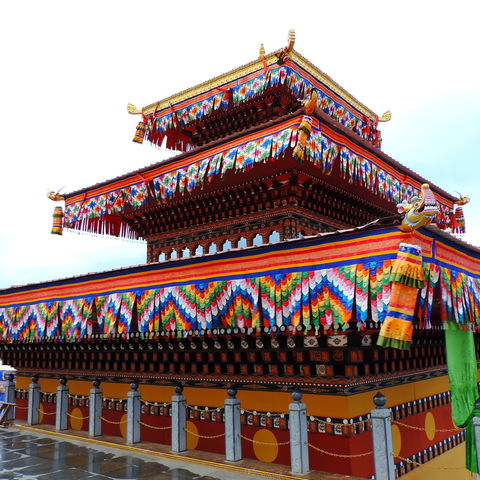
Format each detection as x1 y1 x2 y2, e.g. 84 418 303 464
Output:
127 103 142 115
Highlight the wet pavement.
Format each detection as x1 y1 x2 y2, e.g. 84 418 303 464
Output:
0 430 247 480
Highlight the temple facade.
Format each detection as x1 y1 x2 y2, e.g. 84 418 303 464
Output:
1 32 478 478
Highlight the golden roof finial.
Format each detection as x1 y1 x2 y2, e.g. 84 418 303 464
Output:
127 103 142 115
379 111 392 122
287 29 295 52
259 43 265 59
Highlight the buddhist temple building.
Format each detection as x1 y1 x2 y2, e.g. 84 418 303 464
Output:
1 32 478 478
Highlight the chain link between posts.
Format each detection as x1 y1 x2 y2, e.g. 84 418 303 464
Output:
185 428 225 439
101 416 127 425
240 433 290 446
391 419 461 433
137 419 172 430
308 442 373 458
67 411 89 420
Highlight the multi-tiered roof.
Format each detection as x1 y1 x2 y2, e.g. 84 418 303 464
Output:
58 34 459 265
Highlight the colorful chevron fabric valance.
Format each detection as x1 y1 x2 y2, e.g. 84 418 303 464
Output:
62 117 454 239
1 228 479 343
138 62 378 151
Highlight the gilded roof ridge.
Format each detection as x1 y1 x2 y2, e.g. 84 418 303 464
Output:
134 47 379 120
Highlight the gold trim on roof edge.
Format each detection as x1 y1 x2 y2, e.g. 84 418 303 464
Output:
133 49 379 119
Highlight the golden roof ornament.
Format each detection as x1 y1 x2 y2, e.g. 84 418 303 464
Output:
127 103 142 115
287 29 295 52
379 111 391 122
259 43 265 59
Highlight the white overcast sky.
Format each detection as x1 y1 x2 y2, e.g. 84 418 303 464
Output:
1 0 479 289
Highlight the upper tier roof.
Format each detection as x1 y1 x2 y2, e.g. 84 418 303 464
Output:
128 34 389 152
130 49 379 121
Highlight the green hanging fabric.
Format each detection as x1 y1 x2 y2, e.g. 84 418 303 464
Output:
445 322 480 474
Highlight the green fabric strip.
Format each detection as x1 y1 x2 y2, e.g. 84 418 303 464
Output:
389 273 424 289
376 335 411 350
445 321 479 474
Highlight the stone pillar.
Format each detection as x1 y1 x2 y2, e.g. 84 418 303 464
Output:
5 374 15 421
371 392 395 480
171 384 187 453
224 386 242 462
289 391 309 474
89 379 102 437
127 382 141 444
473 399 480 465
27 375 40 425
55 377 68 431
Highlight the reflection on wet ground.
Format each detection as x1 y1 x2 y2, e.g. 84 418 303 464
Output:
0 430 230 480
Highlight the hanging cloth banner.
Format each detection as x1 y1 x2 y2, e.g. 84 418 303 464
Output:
445 322 479 474
377 243 425 350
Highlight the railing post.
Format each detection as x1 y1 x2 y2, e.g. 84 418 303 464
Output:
127 382 141 444
27 375 40 425
224 386 242 462
171 384 186 453
473 399 480 465
371 392 395 480
56 377 68 431
89 379 102 437
289 390 309 474
5 374 15 421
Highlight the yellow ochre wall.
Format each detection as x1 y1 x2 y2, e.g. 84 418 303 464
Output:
16 373 457 418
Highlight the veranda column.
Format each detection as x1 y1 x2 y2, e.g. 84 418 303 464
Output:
89 379 102 437
27 375 40 425
55 377 69 431
171 384 187 453
289 390 309 474
126 382 141 444
224 386 242 461
5 374 15 421
473 399 480 467
371 392 395 480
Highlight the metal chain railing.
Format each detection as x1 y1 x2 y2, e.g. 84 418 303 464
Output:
391 419 461 433
240 433 290 446
40 411 57 416
66 411 89 420
185 428 225 439
308 442 373 458
101 416 126 425
137 419 172 430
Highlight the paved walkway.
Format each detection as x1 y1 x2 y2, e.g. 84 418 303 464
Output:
0 426 357 480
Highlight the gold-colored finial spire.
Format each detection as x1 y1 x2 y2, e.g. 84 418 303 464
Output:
259 43 265 59
379 111 392 122
287 29 295 52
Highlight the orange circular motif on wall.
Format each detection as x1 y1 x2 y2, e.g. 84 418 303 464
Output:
391 424 402 457
119 414 127 438
186 421 199 450
252 429 278 463
69 408 84 430
424 412 436 441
